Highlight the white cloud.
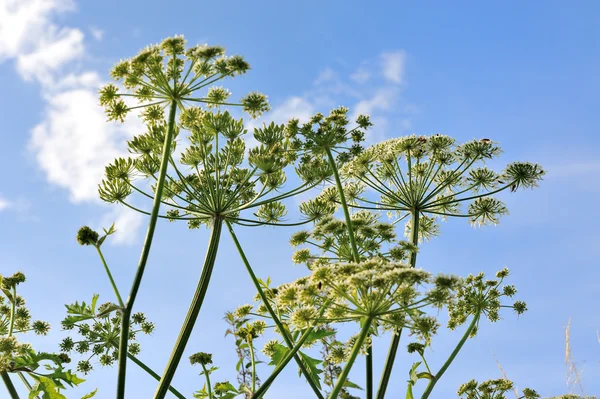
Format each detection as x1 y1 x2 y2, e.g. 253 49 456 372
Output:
29 83 142 203
269 96 315 123
352 87 398 117
381 50 406 84
350 65 371 84
90 26 103 41
0 0 147 244
0 196 10 211
0 0 75 59
99 206 143 246
245 96 314 148
314 67 336 85
16 26 84 83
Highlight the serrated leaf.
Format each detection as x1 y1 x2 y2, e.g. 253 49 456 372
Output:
29 375 67 399
303 328 336 346
268 343 289 366
298 351 322 390
81 389 98 399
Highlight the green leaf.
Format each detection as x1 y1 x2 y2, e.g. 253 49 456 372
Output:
302 328 336 346
81 389 98 399
96 303 121 318
416 372 434 381
343 380 363 390
29 375 67 399
408 361 421 384
298 351 323 390
268 343 289 367
90 294 99 314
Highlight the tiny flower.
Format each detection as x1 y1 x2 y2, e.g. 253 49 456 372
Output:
77 360 93 374
32 320 50 335
76 226 100 246
234 304 253 318
189 352 213 366
241 92 270 119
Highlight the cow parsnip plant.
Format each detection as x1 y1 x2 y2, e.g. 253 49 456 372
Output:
0 273 95 399
1 36 548 399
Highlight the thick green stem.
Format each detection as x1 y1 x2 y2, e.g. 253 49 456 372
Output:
154 219 223 399
252 327 315 399
329 318 373 399
325 148 360 262
376 210 420 399
375 329 401 399
420 314 480 399
249 339 257 393
116 99 178 399
226 222 325 399
201 364 213 399
95 245 124 307
1 372 20 399
366 343 373 399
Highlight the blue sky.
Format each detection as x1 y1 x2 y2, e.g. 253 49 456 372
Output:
1 1 599 398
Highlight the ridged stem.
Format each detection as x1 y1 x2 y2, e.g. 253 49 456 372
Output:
1 372 20 399
328 317 373 399
154 219 223 399
116 99 178 399
376 209 420 399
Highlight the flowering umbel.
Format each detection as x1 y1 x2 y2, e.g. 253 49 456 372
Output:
342 135 545 237
1 273 87 398
99 35 269 123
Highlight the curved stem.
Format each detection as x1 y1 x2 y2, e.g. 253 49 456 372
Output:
1 372 20 399
94 245 124 307
154 219 223 399
201 364 213 399
329 317 373 399
420 314 480 399
116 99 178 399
8 286 16 336
226 222 325 399
376 210 420 399
325 148 360 262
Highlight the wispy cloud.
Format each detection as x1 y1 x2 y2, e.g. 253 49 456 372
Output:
380 50 406 84
0 195 10 211
0 0 141 244
252 50 414 145
350 63 371 84
89 26 104 41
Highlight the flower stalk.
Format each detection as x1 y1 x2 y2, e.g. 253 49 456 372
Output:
1 372 19 399
328 317 373 399
420 313 480 399
116 99 178 399
154 218 223 399
376 209 420 399
227 221 325 399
